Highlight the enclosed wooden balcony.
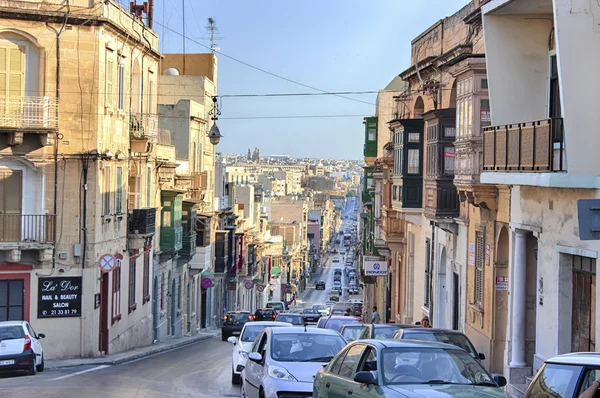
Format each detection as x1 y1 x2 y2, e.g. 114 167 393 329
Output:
483 117 565 172
381 208 406 251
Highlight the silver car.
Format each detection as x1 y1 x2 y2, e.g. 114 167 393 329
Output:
227 321 291 385
240 326 347 398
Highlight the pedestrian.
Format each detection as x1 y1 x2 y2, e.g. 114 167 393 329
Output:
345 308 352 316
371 306 381 324
421 315 432 328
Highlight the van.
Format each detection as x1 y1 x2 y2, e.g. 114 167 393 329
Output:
266 301 288 313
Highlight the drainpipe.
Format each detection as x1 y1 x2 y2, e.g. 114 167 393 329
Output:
430 221 436 324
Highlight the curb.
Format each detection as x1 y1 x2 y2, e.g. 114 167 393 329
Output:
46 333 218 370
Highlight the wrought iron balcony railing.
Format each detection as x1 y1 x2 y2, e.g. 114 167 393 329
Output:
0 96 58 131
0 214 55 243
483 117 565 172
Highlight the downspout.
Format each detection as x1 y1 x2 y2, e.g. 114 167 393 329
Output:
430 221 436 324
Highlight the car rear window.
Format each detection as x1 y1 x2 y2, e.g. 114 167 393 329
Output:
227 313 250 322
266 302 284 311
0 325 25 340
325 318 360 332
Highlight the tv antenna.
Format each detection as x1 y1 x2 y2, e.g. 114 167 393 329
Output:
205 17 224 53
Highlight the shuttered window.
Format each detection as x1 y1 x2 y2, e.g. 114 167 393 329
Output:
0 45 25 98
115 166 123 214
105 50 115 108
424 238 431 308
475 231 484 305
117 61 125 110
103 167 111 215
146 166 152 207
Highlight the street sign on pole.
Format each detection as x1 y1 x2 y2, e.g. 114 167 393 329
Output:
99 254 116 273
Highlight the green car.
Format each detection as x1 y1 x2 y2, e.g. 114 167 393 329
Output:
313 339 512 397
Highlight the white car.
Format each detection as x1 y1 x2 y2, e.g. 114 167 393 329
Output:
332 257 340 263
240 326 347 398
227 321 291 384
0 321 45 375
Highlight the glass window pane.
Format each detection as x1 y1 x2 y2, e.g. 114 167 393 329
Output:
408 132 419 143
368 129 376 141
444 147 455 174
407 150 420 174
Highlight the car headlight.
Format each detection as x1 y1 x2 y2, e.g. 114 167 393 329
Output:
238 350 248 359
268 365 297 381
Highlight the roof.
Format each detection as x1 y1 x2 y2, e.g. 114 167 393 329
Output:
0 321 25 326
226 310 251 314
327 315 361 320
545 352 600 367
358 339 464 351
244 321 292 327
269 326 342 336
403 328 466 334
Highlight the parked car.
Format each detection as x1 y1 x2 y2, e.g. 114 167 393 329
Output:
251 308 277 321
227 321 292 384
339 324 366 342
313 340 510 397
0 321 45 375
275 313 305 326
332 257 340 263
240 326 347 398
301 308 320 323
266 301 288 314
358 324 417 340
392 328 485 363
315 280 326 290
221 311 251 341
525 352 600 397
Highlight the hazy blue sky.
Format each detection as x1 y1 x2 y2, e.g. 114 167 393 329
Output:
153 0 469 160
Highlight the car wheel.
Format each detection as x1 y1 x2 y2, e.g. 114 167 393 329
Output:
231 366 240 385
240 381 247 398
28 354 37 376
36 354 44 372
259 388 265 398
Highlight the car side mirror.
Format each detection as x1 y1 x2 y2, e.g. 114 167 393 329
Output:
248 352 262 364
493 375 507 387
227 336 237 345
37 333 46 339
478 353 486 360
354 371 377 385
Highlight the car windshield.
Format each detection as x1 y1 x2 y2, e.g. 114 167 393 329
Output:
0 325 24 340
241 324 285 342
403 332 477 356
276 315 304 325
341 326 364 342
270 333 346 362
374 326 401 339
381 347 494 386
527 363 583 398
227 313 250 323
325 318 360 332
267 302 284 311
303 309 318 314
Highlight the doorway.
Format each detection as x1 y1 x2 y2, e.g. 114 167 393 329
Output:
492 226 509 373
0 279 24 321
436 248 447 328
571 255 596 352
99 273 109 354
452 272 459 330
0 170 22 242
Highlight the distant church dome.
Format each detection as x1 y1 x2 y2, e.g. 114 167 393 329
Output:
164 67 180 76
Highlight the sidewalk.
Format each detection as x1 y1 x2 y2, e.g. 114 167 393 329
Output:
46 328 220 370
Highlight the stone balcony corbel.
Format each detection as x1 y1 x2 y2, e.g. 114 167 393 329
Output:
458 184 498 211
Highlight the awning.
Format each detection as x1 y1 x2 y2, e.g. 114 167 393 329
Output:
201 271 214 280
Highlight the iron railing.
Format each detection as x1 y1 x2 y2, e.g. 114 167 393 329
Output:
0 214 55 243
483 117 565 172
130 113 158 140
0 96 58 130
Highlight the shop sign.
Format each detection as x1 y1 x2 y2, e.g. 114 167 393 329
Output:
496 276 508 291
38 276 82 318
363 256 387 276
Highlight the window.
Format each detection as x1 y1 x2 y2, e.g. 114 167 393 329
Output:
475 231 484 305
148 74 155 113
128 255 137 312
115 166 123 214
407 149 420 174
549 54 561 118
105 50 115 108
329 348 349 374
143 251 150 304
0 45 25 98
103 167 111 215
338 344 365 378
481 78 488 90
444 146 455 175
160 273 165 310
359 347 378 372
177 277 182 310
424 238 432 308
392 186 397 201
366 177 373 188
146 166 152 207
112 265 121 323
367 128 376 141
444 127 456 138
408 132 420 143
117 60 125 110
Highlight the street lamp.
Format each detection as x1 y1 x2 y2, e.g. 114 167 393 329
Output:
208 96 223 146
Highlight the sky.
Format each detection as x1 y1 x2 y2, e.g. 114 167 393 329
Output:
150 0 470 160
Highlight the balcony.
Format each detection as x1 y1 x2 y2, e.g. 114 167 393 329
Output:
381 208 405 251
128 208 156 250
0 214 55 244
189 244 212 272
0 96 59 146
130 113 158 140
180 232 197 259
160 226 183 253
483 118 565 172
190 172 208 202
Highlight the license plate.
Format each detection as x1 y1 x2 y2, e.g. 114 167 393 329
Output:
0 360 14 366
232 331 240 335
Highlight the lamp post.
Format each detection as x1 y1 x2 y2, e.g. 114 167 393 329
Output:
208 96 223 145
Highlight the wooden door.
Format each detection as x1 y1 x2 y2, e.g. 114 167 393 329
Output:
572 256 596 352
99 273 110 354
0 170 22 242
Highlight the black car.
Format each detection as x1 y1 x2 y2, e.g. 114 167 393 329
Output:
315 280 326 290
393 327 486 363
358 323 421 340
301 308 321 323
221 311 251 341
251 308 277 322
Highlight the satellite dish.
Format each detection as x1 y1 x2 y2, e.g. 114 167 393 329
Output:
164 67 180 76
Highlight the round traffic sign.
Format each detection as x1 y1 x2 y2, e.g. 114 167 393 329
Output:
99 253 117 273
256 284 265 293
201 278 213 289
244 281 254 290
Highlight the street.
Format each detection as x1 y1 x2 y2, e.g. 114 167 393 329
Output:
0 336 240 398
